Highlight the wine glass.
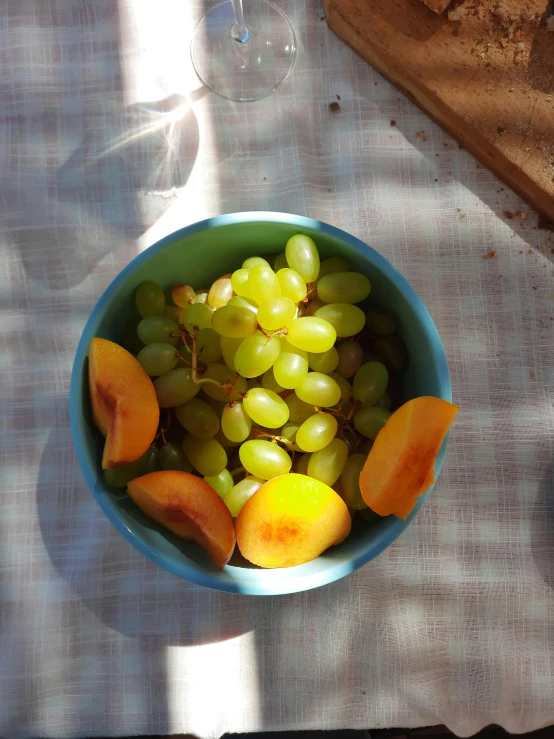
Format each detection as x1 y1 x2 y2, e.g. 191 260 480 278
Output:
191 0 297 102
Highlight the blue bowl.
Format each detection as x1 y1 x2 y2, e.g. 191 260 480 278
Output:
70 212 452 595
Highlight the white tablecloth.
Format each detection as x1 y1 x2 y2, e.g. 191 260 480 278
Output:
2 1 554 737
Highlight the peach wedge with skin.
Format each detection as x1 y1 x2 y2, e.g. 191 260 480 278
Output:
127 471 236 567
88 337 159 469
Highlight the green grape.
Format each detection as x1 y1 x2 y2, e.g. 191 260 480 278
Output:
194 290 209 304
183 303 213 333
294 453 311 475
182 434 227 476
243 387 289 428
316 257 350 282
195 328 222 363
261 368 286 394
142 446 161 474
137 316 178 346
239 440 292 479
336 341 363 378
159 441 193 472
276 268 307 303
314 303 366 337
247 377 261 390
296 412 338 452
287 317 336 353
296 372 341 408
361 438 374 455
365 306 397 336
317 271 371 304
154 368 200 407
208 275 233 309
273 253 288 272
273 347 309 389
375 392 392 410
163 305 184 325
234 331 281 378
212 305 258 338
221 402 252 443
214 428 241 448
231 269 251 297
247 264 281 304
354 406 391 440
220 336 243 371
172 284 195 308
374 334 408 370
280 422 302 452
307 438 348 486
285 234 320 283
200 363 248 402
352 361 389 405
307 346 339 374
228 296 258 314
103 447 153 488
224 476 264 517
135 281 165 318
257 297 296 331
121 315 145 354
328 372 353 405
340 454 368 510
242 256 270 270
203 396 227 415
175 397 220 438
285 393 315 423
137 342 178 376
204 468 234 498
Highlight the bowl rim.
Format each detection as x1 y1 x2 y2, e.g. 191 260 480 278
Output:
70 211 452 595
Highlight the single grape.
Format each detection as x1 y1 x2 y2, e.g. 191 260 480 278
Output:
285 393 316 423
137 316 178 346
231 269 251 297
224 476 265 517
276 268 307 303
247 264 281 304
340 454 368 510
204 468 234 498
103 447 153 488
221 402 252 443
208 275 233 309
285 234 320 282
306 297 325 316
314 303 366 337
273 253 289 272
203 396 227 415
296 372 341 407
135 281 165 318
365 306 397 336
142 446 161 474
194 290 209 304
182 434 227 476
175 397 220 438
316 257 350 282
287 317 336 353
212 305 258 338
228 296 258 314
239 440 292 479
220 336 243 371
375 392 392 410
247 377 261 390
154 368 200 407
354 406 391 440
243 387 289 428
137 342 179 376
374 334 408 370
352 361 388 405
200 363 248 402
257 297 296 331
195 328 222 363
307 346 339 374
242 256 270 270
336 341 363 378
261 367 286 395
159 441 193 472
307 438 348 486
317 271 371 304
294 453 311 475
328 372 353 405
172 284 195 308
280 422 302 452
120 315 145 354
296 412 338 452
234 331 281 378
183 303 213 334
214 428 242 448
273 347 309 389
163 305 184 325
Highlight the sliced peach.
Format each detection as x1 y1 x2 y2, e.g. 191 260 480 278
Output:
88 337 159 469
360 396 459 519
127 470 235 567
236 473 351 568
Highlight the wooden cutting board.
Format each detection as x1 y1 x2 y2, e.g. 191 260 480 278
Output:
323 0 554 220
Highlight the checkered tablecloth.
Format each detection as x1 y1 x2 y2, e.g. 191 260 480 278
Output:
2 1 553 737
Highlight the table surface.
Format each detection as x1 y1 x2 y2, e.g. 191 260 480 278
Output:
2 1 553 738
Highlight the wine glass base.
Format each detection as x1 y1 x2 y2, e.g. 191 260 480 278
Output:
191 0 297 102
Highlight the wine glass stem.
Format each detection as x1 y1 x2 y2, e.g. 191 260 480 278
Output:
231 0 250 42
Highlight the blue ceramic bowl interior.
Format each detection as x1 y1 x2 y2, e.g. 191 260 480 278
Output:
70 212 452 595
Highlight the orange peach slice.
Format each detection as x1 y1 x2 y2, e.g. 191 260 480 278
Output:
127 471 235 567
88 337 159 469
360 396 459 519
236 473 351 568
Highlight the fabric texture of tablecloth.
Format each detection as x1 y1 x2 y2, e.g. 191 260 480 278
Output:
1 1 553 737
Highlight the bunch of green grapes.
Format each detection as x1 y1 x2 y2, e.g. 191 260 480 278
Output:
113 234 408 519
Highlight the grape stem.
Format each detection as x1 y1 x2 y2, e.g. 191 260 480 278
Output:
249 428 296 455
